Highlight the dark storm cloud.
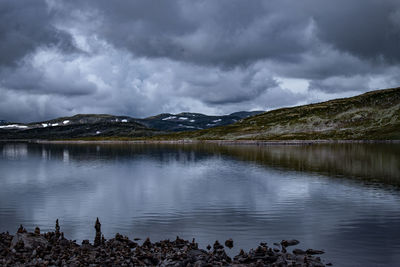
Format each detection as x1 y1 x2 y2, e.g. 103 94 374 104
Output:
62 0 400 67
0 0 399 122
310 0 400 63
63 0 312 67
0 0 76 67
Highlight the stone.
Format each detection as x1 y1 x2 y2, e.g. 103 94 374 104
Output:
281 239 300 247
0 224 329 266
306 249 325 255
94 218 102 247
224 238 233 249
293 248 306 255
55 219 60 239
17 225 26 234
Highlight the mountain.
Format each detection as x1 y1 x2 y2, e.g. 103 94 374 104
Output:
0 120 6 125
0 114 158 139
160 87 400 140
2 87 398 141
137 111 264 132
0 111 264 140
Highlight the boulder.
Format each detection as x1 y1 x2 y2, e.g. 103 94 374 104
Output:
11 233 48 250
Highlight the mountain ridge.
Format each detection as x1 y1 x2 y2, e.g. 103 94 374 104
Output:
155 87 400 140
0 111 264 139
1 87 399 140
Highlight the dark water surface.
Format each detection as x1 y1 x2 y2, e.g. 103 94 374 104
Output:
1 142 400 266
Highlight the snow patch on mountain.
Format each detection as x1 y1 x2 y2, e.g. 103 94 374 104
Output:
162 116 176 121
0 124 28 129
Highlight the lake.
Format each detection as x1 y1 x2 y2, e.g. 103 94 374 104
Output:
1 142 400 266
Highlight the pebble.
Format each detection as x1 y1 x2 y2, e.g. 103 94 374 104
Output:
0 220 330 266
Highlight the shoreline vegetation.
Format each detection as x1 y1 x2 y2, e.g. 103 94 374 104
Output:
0 219 329 266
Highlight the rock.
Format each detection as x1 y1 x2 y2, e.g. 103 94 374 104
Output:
17 225 26 234
306 249 325 255
55 219 60 239
213 240 223 250
224 238 233 249
293 248 306 255
281 239 300 247
94 218 102 247
142 237 152 248
0 223 329 266
11 233 48 250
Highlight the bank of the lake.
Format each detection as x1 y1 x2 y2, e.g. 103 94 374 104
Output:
27 138 400 145
0 220 329 266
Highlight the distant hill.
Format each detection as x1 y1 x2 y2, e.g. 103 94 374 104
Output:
137 111 264 132
1 88 399 141
160 87 400 140
0 111 264 140
0 114 157 139
0 120 7 125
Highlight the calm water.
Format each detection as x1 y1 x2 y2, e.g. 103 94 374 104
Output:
1 142 400 266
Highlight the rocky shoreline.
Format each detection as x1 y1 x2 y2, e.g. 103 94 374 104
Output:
0 219 330 266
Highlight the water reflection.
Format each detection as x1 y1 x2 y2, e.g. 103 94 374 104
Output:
2 143 28 159
5 142 397 185
0 142 399 267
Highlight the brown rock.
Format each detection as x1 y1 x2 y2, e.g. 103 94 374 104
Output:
224 238 233 249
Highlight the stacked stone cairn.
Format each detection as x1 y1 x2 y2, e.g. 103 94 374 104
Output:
0 219 330 266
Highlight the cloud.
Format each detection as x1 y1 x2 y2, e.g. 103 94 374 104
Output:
0 0 75 67
0 48 97 96
0 0 399 122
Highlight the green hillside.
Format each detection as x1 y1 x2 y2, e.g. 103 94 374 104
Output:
158 87 400 140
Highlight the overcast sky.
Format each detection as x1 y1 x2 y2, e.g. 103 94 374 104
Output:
1 0 400 122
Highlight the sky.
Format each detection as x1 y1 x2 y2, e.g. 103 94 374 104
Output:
1 0 400 122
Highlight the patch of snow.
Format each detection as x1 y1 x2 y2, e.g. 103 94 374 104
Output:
121 119 128 123
189 120 195 122
162 116 176 121
42 123 48 127
178 117 188 120
212 119 222 123
0 124 28 129
115 119 119 122
206 123 215 127
184 125 196 129
96 131 101 134
63 120 70 124
51 123 59 127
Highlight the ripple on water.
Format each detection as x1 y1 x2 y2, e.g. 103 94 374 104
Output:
0 142 400 267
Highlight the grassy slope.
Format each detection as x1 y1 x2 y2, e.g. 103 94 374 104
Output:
154 87 400 140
